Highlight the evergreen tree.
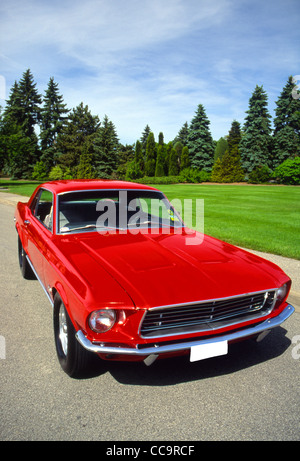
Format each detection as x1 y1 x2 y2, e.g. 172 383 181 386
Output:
169 147 179 175
180 146 190 170
15 69 41 137
227 120 241 151
0 107 5 171
144 132 156 176
187 104 215 171
174 141 183 167
239 85 272 172
164 141 173 175
214 137 228 161
273 76 300 166
158 132 164 146
174 121 189 146
93 114 119 178
77 143 96 179
155 144 165 177
56 103 100 174
211 120 244 183
140 125 151 155
3 82 23 127
2 71 42 177
134 140 144 175
40 77 69 172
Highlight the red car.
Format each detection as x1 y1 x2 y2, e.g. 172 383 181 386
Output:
14 180 294 377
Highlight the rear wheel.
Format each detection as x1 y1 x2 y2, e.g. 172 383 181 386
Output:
53 294 96 377
18 236 35 280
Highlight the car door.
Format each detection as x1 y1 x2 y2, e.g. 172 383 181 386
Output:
26 188 54 286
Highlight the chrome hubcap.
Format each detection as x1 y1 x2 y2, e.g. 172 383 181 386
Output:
59 305 68 356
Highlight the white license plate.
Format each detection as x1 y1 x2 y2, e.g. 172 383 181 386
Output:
190 340 228 362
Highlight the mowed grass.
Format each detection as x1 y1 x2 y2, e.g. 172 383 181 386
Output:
156 184 300 260
0 180 40 197
1 180 299 259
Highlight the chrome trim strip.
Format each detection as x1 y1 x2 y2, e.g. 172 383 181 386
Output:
146 289 278 312
138 289 278 338
25 255 54 307
75 304 294 356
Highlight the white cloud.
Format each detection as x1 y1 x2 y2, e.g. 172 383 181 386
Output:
1 0 299 143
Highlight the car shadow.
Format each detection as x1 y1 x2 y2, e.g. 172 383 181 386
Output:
103 326 292 386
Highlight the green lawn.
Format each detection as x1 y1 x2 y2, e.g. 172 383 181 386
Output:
1 180 299 259
156 184 300 260
0 180 40 197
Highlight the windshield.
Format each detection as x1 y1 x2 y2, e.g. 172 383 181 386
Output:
57 189 183 234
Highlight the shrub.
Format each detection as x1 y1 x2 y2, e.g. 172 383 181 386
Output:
273 157 300 185
179 168 210 183
32 161 48 181
248 165 272 184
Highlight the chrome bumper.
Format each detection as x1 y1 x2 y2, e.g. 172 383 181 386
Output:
76 304 294 360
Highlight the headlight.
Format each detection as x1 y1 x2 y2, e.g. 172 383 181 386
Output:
275 282 291 309
89 309 116 333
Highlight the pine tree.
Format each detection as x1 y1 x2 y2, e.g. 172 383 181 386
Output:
174 121 189 146
187 104 215 171
140 125 151 155
16 69 42 137
40 77 69 149
239 85 272 172
3 82 23 127
2 70 41 177
56 103 100 174
145 132 156 176
40 77 69 170
93 114 119 178
273 76 300 166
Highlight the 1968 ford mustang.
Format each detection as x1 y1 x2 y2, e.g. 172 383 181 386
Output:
14 180 294 377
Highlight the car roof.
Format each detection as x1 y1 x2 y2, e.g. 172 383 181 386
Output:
39 179 158 194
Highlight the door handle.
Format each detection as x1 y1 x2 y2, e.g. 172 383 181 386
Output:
24 220 31 225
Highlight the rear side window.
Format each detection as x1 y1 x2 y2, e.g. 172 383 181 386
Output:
32 189 54 232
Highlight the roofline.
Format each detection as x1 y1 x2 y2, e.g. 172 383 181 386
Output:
38 179 159 194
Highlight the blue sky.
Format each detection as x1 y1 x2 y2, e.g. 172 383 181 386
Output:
0 0 299 144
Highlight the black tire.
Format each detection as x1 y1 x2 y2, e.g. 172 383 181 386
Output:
53 294 96 378
18 236 36 280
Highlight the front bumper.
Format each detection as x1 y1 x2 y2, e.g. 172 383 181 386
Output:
75 304 294 363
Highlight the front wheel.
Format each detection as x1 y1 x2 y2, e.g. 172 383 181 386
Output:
53 294 97 378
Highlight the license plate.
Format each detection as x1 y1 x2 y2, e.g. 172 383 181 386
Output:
190 340 228 362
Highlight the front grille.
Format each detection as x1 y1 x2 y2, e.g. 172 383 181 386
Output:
140 290 277 337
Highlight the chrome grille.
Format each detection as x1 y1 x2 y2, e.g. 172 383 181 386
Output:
140 290 276 337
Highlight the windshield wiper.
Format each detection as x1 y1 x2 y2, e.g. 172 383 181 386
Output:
61 224 119 233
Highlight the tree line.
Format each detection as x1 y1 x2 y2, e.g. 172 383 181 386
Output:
0 69 299 184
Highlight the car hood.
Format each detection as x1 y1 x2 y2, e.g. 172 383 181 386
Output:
59 230 289 310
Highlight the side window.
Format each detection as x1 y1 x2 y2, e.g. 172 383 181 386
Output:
34 189 54 232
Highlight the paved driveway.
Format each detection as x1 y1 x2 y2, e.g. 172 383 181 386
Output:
0 200 299 441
